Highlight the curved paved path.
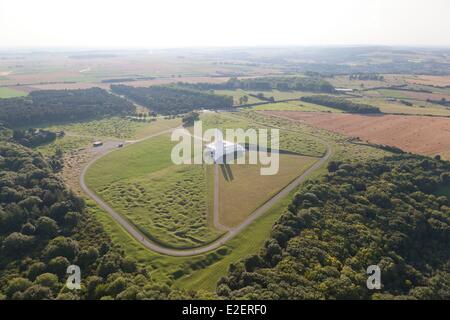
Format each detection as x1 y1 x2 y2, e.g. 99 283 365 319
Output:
80 125 333 257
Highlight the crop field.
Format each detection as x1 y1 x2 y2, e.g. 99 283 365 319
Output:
218 152 317 227
350 97 450 116
263 110 450 159
404 75 450 87
0 86 28 98
253 100 342 113
327 74 408 89
366 88 450 102
45 117 181 140
213 89 263 105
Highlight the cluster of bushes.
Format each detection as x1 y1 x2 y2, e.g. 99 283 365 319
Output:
11 129 59 148
0 142 205 300
301 95 381 113
182 112 200 127
0 88 135 127
179 76 336 93
217 154 450 299
111 85 233 115
249 93 275 102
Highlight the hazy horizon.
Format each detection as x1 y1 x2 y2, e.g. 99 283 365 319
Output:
1 0 449 49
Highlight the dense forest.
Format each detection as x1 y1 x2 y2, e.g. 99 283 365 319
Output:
217 154 450 299
300 95 381 113
0 142 208 300
111 85 233 115
0 88 135 127
179 76 336 93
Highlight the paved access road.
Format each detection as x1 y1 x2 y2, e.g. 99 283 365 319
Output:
80 126 333 257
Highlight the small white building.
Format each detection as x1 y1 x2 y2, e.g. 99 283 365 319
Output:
204 140 245 163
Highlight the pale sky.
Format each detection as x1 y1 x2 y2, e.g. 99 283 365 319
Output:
0 0 449 48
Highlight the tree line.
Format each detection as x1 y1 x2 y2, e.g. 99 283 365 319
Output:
300 95 381 113
111 85 234 115
349 73 385 81
217 154 450 299
178 76 336 93
0 88 135 127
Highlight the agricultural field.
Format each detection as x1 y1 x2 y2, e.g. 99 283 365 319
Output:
327 74 407 90
213 89 263 105
263 110 450 159
0 86 27 98
404 75 450 87
367 88 450 102
350 97 450 116
253 100 343 113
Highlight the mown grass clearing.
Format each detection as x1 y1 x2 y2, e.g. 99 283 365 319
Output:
86 133 174 183
218 151 317 227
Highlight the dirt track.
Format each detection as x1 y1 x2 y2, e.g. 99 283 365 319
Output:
263 111 450 158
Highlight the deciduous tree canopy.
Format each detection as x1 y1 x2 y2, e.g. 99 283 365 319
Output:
218 154 450 299
111 85 233 115
0 88 135 127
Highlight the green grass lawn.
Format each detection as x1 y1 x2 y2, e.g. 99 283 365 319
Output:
0 87 27 98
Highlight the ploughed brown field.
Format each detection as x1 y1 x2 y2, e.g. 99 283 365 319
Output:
264 111 450 159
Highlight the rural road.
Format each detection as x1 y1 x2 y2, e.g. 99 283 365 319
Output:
79 124 334 257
